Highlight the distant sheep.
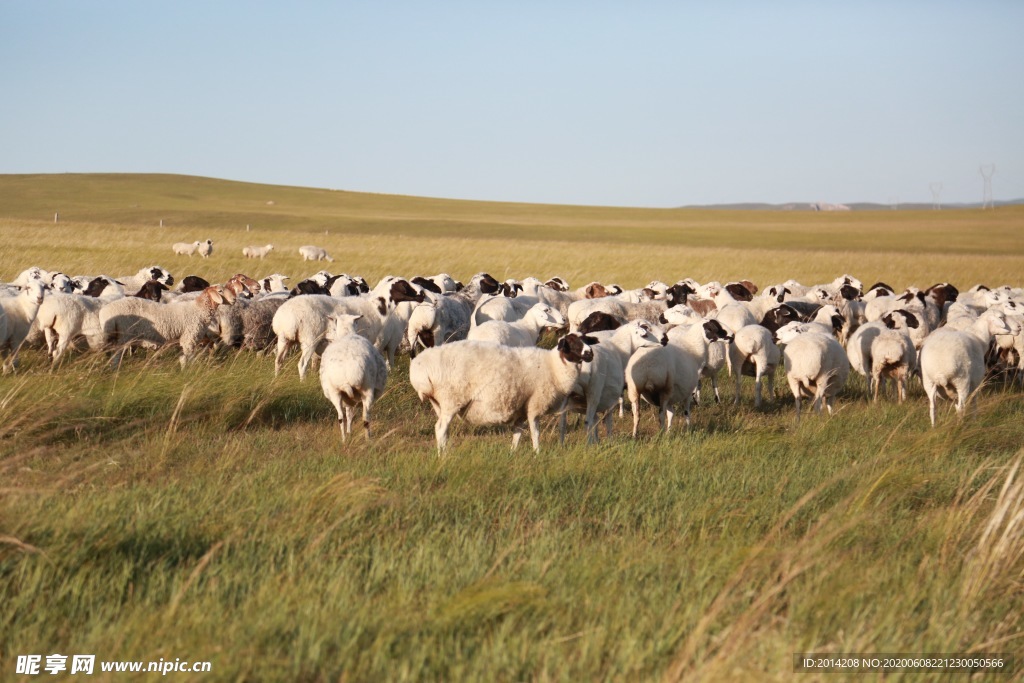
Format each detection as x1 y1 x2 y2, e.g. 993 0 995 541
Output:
243 244 274 259
198 239 214 258
299 245 334 262
173 241 202 257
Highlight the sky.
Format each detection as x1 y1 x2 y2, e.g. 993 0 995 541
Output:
2 1 1022 208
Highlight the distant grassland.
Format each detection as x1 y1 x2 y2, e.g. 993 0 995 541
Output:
1 173 1023 287
2 174 1024 681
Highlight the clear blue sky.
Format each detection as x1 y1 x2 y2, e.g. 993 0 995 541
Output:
2 1 1021 207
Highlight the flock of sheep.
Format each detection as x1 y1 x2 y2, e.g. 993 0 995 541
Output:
1 264 1022 451
172 238 336 263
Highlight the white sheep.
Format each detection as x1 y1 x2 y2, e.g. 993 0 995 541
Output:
320 314 389 441
920 309 1020 426
243 244 274 259
198 239 214 259
560 319 666 443
662 306 730 404
100 286 230 368
299 245 334 262
259 274 290 294
625 319 733 437
272 294 389 380
728 324 781 407
845 320 887 398
35 292 107 364
173 241 202 257
776 323 850 422
467 303 565 347
0 280 47 373
870 329 916 403
409 333 596 452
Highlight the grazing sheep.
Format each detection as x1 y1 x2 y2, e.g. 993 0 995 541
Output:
776 323 850 422
870 329 916 403
320 314 388 441
173 241 202 257
404 274 499 354
845 320 887 398
468 303 565 347
239 297 288 352
626 320 732 437
409 333 596 452
299 245 334 262
100 286 230 368
272 294 389 380
728 324 781 407
662 307 730 404
560 319 666 444
0 280 47 373
177 275 212 293
198 239 214 258
243 244 274 259
920 310 1020 426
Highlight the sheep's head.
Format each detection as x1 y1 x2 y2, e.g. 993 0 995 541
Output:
883 309 920 330
773 321 806 345
411 276 442 294
577 311 622 335
145 266 174 287
760 304 801 332
21 279 46 306
390 279 426 305
475 273 501 295
702 319 733 344
533 304 565 329
659 305 699 327
631 320 667 348
544 276 570 292
557 333 596 364
327 314 363 340
982 310 1019 337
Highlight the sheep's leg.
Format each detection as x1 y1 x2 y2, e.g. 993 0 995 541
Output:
44 327 58 360
434 413 453 452
343 405 356 439
585 398 600 445
297 345 317 382
734 368 743 406
664 405 674 432
872 373 881 402
361 390 374 440
630 392 641 438
603 409 614 439
711 374 721 404
558 410 568 445
528 416 542 452
274 337 293 376
897 376 907 404
753 367 763 408
511 422 529 451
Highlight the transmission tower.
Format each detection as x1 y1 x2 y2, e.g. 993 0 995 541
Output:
929 182 943 210
980 164 995 210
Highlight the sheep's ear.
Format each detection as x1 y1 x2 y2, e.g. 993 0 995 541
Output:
352 314 364 322
882 314 896 329
375 297 387 316
581 334 599 346
904 312 920 328
831 314 845 331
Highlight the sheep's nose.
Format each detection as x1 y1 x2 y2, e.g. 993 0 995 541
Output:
658 314 668 324
660 335 668 346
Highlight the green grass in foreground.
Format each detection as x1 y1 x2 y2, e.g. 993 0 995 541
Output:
2 347 1024 681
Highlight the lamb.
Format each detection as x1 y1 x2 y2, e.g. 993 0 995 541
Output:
272 294 389 380
100 286 230 368
173 241 202 257
198 239 214 258
243 244 274 259
625 319 732 437
467 303 565 347
0 280 47 373
560 320 666 444
776 323 850 422
299 245 334 262
728 325 781 407
870 329 916 403
920 309 1020 427
409 333 596 452
319 314 389 441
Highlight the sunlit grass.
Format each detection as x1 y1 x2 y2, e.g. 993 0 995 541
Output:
2 174 1024 680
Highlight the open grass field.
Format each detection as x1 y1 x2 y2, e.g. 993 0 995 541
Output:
2 174 1024 681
